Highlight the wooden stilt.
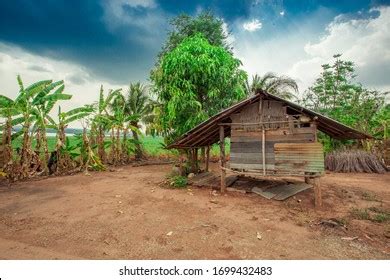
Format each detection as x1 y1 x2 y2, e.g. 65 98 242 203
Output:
314 177 322 208
190 149 196 173
201 147 205 170
205 145 210 172
194 148 198 173
219 126 226 193
262 128 266 175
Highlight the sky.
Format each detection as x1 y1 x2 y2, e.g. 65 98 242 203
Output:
1 0 389 119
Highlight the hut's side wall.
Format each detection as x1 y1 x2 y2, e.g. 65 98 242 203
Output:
229 100 322 174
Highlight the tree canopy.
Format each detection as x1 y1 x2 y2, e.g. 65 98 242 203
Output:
158 11 230 61
300 54 389 149
151 33 247 142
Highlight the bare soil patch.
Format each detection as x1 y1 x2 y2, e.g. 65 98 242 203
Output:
0 164 389 259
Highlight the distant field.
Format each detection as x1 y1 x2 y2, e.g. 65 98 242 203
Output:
7 134 230 157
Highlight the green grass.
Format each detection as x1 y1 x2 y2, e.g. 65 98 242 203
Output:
350 207 390 223
5 133 230 157
9 134 177 157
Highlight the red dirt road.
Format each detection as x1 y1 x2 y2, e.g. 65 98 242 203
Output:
0 164 389 259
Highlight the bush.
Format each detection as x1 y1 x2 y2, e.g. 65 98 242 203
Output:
169 175 188 188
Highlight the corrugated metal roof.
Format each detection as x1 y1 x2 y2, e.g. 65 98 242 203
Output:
168 90 371 149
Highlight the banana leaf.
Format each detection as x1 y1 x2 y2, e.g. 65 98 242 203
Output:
11 130 24 140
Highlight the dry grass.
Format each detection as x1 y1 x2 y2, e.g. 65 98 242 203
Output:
325 150 388 173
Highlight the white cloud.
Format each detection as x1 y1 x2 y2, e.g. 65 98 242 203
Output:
222 20 236 45
290 6 390 91
243 19 263 32
234 6 390 94
0 43 126 128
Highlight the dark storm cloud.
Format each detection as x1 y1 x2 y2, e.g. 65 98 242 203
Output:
66 74 87 86
27 65 51 73
0 0 160 83
0 0 388 84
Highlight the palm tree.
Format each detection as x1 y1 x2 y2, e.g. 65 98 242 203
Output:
248 72 298 100
124 82 155 160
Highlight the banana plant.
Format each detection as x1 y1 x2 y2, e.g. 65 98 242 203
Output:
92 86 121 163
47 105 94 173
30 80 72 174
0 95 23 179
14 76 52 177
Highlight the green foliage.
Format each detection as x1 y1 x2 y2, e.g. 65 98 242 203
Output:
247 72 298 100
159 11 230 60
152 33 247 142
300 54 389 150
169 175 188 188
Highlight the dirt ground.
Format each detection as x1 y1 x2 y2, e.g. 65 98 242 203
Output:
0 163 389 260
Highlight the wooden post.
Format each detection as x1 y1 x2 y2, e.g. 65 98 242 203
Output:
190 149 196 173
259 96 266 175
219 126 226 193
314 177 322 208
201 147 205 170
262 127 266 175
194 148 198 173
205 145 210 172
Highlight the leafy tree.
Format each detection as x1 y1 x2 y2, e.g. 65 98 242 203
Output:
247 72 298 99
124 82 155 160
301 54 388 150
159 11 230 61
151 33 247 142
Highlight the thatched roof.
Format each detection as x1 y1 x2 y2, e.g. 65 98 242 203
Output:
168 91 371 149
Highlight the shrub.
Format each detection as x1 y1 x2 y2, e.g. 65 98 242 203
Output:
169 175 188 188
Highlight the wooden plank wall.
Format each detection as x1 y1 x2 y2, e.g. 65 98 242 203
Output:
229 100 317 171
274 143 324 174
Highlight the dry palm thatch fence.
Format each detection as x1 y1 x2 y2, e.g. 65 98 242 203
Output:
325 150 388 173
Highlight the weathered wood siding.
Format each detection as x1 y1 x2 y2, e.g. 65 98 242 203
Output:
274 143 324 175
229 100 323 174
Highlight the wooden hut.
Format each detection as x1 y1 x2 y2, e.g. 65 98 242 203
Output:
169 91 371 206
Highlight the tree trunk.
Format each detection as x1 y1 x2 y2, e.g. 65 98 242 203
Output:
122 128 128 162
116 127 121 163
132 122 143 161
41 126 49 175
20 118 32 178
82 127 90 174
2 116 14 180
110 128 115 164
98 126 106 163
